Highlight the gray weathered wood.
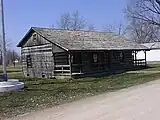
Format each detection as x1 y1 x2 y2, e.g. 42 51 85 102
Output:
68 53 72 76
20 31 147 78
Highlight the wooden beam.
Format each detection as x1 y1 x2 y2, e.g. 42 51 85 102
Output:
80 51 82 73
144 50 147 66
68 52 72 77
52 52 55 77
134 51 137 66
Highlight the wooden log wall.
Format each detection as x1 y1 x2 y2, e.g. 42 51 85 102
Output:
76 51 109 74
20 30 138 78
21 32 55 78
54 52 68 65
54 52 70 74
91 51 109 71
21 44 54 78
123 50 134 69
21 31 70 78
110 50 133 71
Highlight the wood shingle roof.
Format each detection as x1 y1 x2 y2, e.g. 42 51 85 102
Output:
18 27 149 51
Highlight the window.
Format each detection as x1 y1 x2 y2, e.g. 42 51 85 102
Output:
120 52 123 59
112 51 124 61
71 52 82 64
26 55 32 68
42 73 45 78
93 53 98 63
32 33 37 41
71 55 74 63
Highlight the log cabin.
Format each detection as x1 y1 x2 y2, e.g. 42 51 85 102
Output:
17 27 149 79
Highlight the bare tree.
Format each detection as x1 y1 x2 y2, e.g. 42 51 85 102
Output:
103 23 127 36
57 13 71 30
125 0 160 43
71 10 86 30
126 0 160 27
0 39 11 65
6 49 20 66
0 39 10 52
56 10 86 30
88 24 96 31
50 24 55 29
127 19 160 43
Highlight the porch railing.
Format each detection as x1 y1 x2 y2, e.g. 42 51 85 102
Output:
54 65 70 73
54 63 109 74
134 59 146 67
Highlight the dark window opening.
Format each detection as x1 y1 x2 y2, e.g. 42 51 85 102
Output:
93 53 98 63
42 74 45 78
112 51 124 61
72 52 82 64
26 55 32 68
27 74 30 76
32 33 37 41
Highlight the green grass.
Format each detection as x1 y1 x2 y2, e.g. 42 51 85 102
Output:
1 72 160 118
0 69 22 73
7 72 24 79
0 64 22 79
0 64 160 118
145 64 160 71
0 65 22 73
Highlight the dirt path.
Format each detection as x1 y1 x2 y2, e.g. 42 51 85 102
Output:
7 80 160 120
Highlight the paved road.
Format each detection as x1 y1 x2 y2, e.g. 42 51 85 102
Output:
8 80 160 120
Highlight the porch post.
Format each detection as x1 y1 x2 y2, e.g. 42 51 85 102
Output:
144 50 147 66
52 52 55 77
135 51 137 67
68 52 72 77
80 51 82 73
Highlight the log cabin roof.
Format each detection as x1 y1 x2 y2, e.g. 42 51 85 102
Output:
17 27 149 51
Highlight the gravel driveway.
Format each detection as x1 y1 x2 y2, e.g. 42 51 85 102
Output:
7 79 160 120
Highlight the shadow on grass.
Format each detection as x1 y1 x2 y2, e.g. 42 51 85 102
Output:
30 79 102 86
130 66 152 71
26 71 139 86
24 85 126 93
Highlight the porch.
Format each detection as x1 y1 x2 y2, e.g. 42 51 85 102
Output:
53 50 147 78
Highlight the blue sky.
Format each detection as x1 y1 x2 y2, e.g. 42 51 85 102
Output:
4 0 127 52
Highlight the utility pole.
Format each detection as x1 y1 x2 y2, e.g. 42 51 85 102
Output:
0 0 7 81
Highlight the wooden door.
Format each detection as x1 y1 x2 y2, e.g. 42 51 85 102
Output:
82 52 90 72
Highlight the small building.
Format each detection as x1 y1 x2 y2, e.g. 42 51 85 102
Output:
137 42 160 62
17 27 149 79
14 59 19 63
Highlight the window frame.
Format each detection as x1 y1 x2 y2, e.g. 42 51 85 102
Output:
112 51 124 61
26 55 32 68
32 33 37 42
93 53 98 63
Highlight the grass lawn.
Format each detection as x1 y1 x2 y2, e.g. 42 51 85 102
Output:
0 65 22 73
145 64 160 71
0 64 160 118
1 71 160 118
